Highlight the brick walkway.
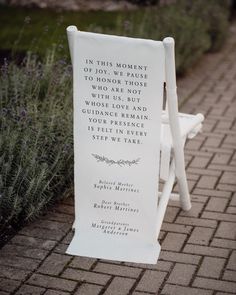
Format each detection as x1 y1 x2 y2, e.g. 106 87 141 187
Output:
1 25 236 295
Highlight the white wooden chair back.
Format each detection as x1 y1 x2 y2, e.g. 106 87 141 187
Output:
65 26 204 264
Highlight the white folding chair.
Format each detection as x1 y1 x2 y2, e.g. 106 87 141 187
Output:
66 26 204 264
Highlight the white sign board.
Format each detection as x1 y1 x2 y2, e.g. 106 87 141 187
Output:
66 31 165 264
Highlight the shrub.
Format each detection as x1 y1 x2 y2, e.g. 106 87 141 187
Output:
153 4 211 74
110 0 230 73
0 49 73 239
182 0 230 52
104 5 210 74
0 1 231 72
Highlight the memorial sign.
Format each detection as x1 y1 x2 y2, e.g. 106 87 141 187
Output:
66 32 165 263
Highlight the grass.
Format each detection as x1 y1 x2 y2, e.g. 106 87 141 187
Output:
0 5 144 58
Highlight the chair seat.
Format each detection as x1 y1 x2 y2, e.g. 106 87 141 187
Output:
160 111 204 180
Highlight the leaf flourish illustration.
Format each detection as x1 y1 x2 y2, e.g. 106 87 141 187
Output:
92 154 140 167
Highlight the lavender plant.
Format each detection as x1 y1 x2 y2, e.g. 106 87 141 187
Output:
0 49 73 238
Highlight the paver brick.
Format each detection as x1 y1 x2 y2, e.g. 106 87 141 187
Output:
53 243 69 254
94 262 141 278
44 290 70 295
164 207 180 223
125 260 173 272
211 238 236 250
62 268 111 285
226 206 236 214
75 283 103 295
0 265 31 281
205 198 228 212
230 193 236 206
193 277 236 293
0 255 40 271
183 244 229 258
0 244 48 260
223 135 236 145
35 220 71 236
220 172 236 185
175 216 217 228
197 176 218 189
180 202 204 218
187 173 200 181
104 277 135 294
188 167 221 177
42 212 74 223
19 226 66 241
190 156 211 168
27 273 77 292
209 164 236 173
132 292 151 295
38 253 71 275
10 235 56 250
61 232 74 245
201 147 232 156
202 212 236 222
161 222 192 234
193 188 231 198
161 284 213 295
162 233 187 251
188 227 214 246
191 195 208 203
201 123 213 133
167 263 196 286
216 120 232 129
0 278 21 292
135 270 166 293
160 251 201 265
186 140 203 150
223 270 236 282
198 257 226 278
226 251 236 271
184 180 196 193
217 183 236 193
204 136 223 148
215 222 236 240
15 284 45 295
69 256 96 270
186 149 213 159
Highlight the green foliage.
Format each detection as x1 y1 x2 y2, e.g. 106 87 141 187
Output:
154 4 211 74
0 5 126 58
101 5 211 74
0 1 231 63
0 50 73 235
182 0 230 52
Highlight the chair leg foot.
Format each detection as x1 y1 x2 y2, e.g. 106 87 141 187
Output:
177 177 192 211
181 200 192 211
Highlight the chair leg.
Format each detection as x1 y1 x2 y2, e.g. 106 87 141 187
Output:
175 137 191 211
176 172 191 211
